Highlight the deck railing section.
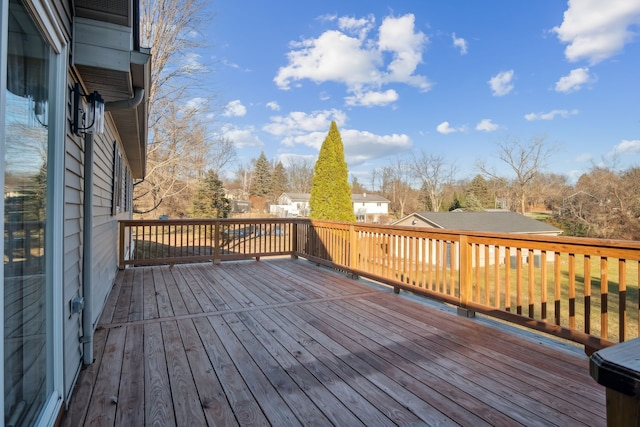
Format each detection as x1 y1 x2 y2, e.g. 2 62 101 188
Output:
119 218 298 267
119 218 640 349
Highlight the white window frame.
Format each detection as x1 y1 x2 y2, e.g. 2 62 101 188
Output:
0 0 66 425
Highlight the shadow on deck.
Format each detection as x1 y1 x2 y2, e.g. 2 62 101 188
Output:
62 258 605 426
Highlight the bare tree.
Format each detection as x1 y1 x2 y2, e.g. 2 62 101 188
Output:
375 157 416 218
478 135 555 214
412 152 455 212
134 0 235 216
285 157 314 193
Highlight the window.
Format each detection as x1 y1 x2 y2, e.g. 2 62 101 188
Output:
2 0 64 424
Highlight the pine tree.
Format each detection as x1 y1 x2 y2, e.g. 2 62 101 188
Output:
250 151 272 198
270 161 288 200
467 174 494 209
190 170 231 218
309 121 355 222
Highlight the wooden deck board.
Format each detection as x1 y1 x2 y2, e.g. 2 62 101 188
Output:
62 258 607 426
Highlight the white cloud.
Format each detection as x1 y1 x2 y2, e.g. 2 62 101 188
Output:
274 13 430 98
488 70 515 96
183 97 208 113
610 139 640 156
476 119 498 132
555 68 593 93
337 14 375 39
341 129 412 165
182 53 207 74
345 89 399 107
575 153 593 163
262 109 412 164
263 109 347 141
452 33 468 55
524 109 579 121
220 125 263 148
266 101 280 111
378 14 430 89
436 121 463 134
553 0 640 64
223 100 247 117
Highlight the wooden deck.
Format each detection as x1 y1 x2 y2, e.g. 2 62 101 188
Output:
61 258 606 426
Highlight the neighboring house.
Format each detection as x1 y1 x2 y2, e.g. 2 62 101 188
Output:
272 192 389 223
392 211 562 268
273 192 311 217
351 193 389 223
1 1 150 425
393 211 562 236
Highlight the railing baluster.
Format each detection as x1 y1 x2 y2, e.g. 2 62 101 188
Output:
505 247 511 312
554 252 561 325
541 251 548 320
619 258 626 342
485 244 490 305
569 253 576 329
584 255 591 334
528 250 535 318
601 257 609 339
516 247 523 315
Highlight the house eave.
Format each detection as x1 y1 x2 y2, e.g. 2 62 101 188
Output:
72 10 150 179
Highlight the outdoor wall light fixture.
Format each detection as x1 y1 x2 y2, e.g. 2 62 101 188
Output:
71 83 105 136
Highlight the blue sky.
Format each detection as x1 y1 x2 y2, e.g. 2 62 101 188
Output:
200 0 640 186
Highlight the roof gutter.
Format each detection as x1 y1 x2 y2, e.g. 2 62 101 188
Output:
105 87 145 111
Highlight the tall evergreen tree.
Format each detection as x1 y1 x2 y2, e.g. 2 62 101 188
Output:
467 174 494 209
309 121 355 222
270 161 288 200
250 151 272 197
190 170 231 218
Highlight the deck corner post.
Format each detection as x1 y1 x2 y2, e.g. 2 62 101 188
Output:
393 285 400 294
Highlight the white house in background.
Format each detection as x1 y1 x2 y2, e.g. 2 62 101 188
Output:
1 1 150 425
272 193 389 223
351 193 389 223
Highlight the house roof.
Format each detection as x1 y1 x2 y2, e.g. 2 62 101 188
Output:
280 193 311 202
351 194 390 203
400 211 562 234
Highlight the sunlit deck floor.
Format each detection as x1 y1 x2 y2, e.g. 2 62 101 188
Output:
62 258 606 426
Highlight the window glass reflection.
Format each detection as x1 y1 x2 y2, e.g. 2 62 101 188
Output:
4 0 51 425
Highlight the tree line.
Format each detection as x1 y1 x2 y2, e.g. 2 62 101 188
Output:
369 136 640 240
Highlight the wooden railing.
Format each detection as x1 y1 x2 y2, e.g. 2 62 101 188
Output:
119 218 640 350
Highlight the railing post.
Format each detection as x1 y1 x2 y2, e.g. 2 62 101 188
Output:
291 221 298 259
349 224 359 279
458 236 475 318
213 220 221 264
